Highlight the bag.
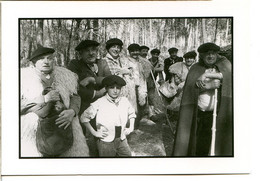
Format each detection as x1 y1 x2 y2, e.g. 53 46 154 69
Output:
36 113 73 157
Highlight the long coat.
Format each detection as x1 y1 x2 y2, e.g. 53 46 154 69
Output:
173 55 232 156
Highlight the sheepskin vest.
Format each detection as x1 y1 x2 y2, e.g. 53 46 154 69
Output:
21 66 78 108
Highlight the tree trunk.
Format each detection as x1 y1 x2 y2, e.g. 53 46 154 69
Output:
214 18 218 43
36 19 44 46
201 18 207 43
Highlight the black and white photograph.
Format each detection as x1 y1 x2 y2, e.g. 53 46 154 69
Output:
19 17 233 158
1 0 254 178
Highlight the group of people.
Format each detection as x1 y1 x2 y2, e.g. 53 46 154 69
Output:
20 37 232 157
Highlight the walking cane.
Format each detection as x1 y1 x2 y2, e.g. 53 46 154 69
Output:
150 70 175 135
209 88 218 156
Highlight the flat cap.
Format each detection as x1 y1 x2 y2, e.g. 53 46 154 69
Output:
106 38 123 50
29 45 55 63
75 40 100 51
168 47 178 53
128 43 140 52
183 51 197 59
197 42 220 53
150 48 160 54
102 75 126 87
140 45 150 51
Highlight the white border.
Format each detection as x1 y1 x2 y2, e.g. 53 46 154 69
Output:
1 0 251 176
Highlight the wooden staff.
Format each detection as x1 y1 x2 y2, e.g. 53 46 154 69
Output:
150 70 175 135
209 88 218 156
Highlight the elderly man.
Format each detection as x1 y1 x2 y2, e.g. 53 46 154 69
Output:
68 40 106 115
164 47 183 81
21 46 89 157
173 43 232 157
68 40 106 157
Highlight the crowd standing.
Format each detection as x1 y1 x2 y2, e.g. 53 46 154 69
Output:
20 38 232 157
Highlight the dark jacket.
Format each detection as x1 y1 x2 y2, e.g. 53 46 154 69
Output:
68 59 103 115
173 55 232 156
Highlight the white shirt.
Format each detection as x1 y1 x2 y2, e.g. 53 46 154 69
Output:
81 94 136 142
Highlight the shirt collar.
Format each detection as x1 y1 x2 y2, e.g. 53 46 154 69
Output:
106 93 121 105
106 53 120 64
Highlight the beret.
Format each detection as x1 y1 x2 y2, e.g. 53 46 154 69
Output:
29 46 55 63
102 75 126 87
150 48 160 54
75 40 100 51
127 43 140 52
140 45 150 51
183 51 197 58
197 42 220 53
106 38 123 50
168 47 178 53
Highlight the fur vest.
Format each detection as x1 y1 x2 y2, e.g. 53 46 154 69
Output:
21 66 89 157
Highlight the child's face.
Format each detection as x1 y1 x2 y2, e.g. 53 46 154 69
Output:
106 84 122 99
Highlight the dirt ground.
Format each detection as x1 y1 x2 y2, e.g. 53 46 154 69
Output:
127 87 179 156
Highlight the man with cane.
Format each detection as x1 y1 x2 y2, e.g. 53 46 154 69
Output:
173 43 232 156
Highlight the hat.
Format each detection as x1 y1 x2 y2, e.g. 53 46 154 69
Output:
127 43 140 52
197 43 220 53
183 51 197 59
168 47 178 53
102 75 126 87
75 40 100 51
150 48 160 55
105 38 123 50
140 45 150 51
29 45 55 63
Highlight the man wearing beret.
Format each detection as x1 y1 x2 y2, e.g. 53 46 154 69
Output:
126 43 148 128
20 45 89 157
164 47 183 81
80 75 136 157
68 40 106 156
173 43 232 156
149 48 165 85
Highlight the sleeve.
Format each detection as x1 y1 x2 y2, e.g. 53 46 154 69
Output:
80 101 99 123
69 93 81 116
127 99 136 120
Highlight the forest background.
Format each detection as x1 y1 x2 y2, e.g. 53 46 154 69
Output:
19 18 232 67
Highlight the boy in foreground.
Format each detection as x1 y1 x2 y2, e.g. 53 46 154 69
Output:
80 75 136 157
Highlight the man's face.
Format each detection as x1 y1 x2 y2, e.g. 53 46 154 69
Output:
202 51 218 66
129 50 140 59
170 51 178 59
80 46 98 64
185 57 195 67
106 84 122 99
140 49 149 58
151 53 159 61
108 45 121 59
35 54 54 74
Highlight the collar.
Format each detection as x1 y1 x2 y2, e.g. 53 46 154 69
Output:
106 53 120 64
106 93 121 105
